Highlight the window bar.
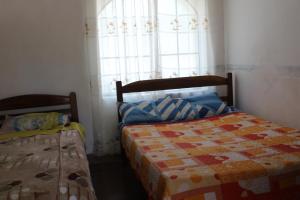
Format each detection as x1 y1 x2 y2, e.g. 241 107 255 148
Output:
153 0 160 79
133 0 141 81
175 0 180 77
121 0 128 83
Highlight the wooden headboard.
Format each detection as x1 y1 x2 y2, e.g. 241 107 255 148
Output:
0 92 79 125
116 73 233 120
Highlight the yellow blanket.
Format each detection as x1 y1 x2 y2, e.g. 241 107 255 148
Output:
0 122 85 141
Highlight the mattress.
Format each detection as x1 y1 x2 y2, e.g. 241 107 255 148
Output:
0 125 96 200
122 112 300 200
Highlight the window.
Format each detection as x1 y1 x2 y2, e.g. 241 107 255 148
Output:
98 0 207 96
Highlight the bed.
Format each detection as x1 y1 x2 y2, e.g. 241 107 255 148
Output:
116 73 300 200
0 93 97 200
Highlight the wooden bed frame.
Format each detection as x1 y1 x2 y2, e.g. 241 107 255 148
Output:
116 73 233 121
0 92 79 126
116 73 233 161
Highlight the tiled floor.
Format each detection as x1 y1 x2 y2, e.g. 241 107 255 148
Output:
88 155 147 200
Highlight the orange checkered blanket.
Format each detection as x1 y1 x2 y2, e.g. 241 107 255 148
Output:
122 112 300 200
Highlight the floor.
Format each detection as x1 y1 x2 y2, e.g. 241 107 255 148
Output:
88 155 148 200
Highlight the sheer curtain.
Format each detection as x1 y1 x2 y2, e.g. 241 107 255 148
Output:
86 0 212 155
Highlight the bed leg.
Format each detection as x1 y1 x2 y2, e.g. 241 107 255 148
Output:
120 143 128 166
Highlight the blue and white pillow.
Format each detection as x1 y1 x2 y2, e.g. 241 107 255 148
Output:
119 93 234 125
155 96 181 121
193 104 216 118
173 99 197 120
227 106 240 113
184 92 230 115
119 101 161 125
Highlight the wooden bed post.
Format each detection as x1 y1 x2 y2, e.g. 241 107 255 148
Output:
116 81 123 102
116 81 127 163
227 73 234 106
70 92 79 122
116 81 123 123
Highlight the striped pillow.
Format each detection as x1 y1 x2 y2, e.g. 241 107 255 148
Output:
155 96 181 121
119 93 233 125
119 101 161 125
173 99 197 120
194 104 216 118
185 92 230 115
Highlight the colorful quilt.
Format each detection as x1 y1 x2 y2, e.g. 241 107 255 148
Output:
122 112 300 200
0 126 96 200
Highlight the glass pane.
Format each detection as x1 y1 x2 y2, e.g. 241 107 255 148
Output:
178 16 198 33
139 36 151 56
100 37 119 58
125 36 138 56
177 0 196 16
101 1 114 18
160 55 178 69
123 17 137 33
178 33 198 53
139 57 152 73
140 72 152 80
126 57 139 74
141 0 150 16
178 69 194 77
159 33 178 54
158 0 176 15
158 15 177 32
162 69 178 78
101 58 119 76
115 0 123 17
124 0 133 17
179 54 198 70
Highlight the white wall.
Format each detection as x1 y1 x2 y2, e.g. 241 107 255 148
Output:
206 0 225 75
0 0 94 153
224 0 300 128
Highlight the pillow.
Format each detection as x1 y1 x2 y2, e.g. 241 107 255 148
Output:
119 93 235 125
155 96 181 121
193 104 216 118
172 98 197 120
184 92 230 115
119 101 161 125
227 106 240 113
1 112 70 132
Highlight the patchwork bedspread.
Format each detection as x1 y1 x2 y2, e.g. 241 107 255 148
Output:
0 129 96 200
122 112 300 200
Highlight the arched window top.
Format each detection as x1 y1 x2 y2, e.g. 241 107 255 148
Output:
99 0 200 36
158 0 197 16
99 0 198 18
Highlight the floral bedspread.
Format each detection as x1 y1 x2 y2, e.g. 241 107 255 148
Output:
122 112 300 200
0 129 96 200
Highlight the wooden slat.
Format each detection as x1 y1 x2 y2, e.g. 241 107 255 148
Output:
122 75 228 93
0 94 70 111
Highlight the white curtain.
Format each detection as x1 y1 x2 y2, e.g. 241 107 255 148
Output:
86 0 215 155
